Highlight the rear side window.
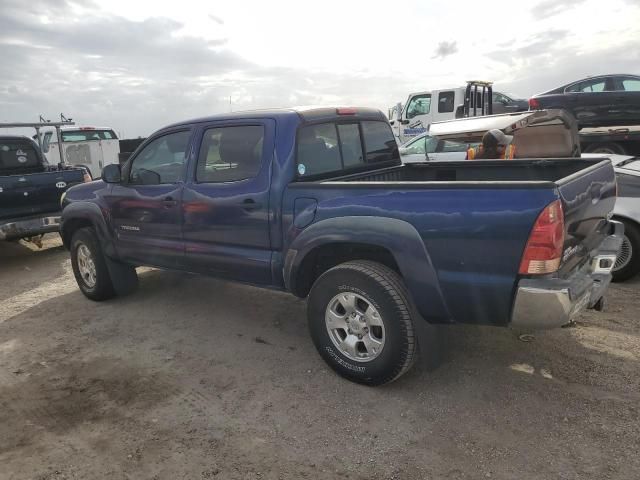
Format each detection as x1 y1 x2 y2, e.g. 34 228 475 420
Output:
438 91 455 113
0 140 40 171
196 125 264 183
297 120 398 177
297 123 342 176
361 121 399 164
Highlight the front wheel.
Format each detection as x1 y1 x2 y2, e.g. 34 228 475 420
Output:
612 221 640 282
70 227 116 301
307 260 417 386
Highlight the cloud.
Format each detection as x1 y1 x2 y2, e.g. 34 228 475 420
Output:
433 41 458 59
532 0 586 19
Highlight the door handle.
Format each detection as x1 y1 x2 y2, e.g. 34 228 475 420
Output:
162 196 177 207
241 198 262 210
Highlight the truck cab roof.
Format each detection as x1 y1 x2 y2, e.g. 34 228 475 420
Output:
163 106 388 131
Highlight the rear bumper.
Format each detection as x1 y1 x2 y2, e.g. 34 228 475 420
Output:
0 214 61 241
510 220 624 329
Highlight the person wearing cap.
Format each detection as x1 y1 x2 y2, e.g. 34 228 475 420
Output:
466 129 516 160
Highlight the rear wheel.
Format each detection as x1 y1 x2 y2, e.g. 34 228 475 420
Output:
612 221 640 282
70 227 116 300
583 142 627 155
307 260 417 386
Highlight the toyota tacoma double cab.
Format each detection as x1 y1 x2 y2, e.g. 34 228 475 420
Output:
61 107 623 385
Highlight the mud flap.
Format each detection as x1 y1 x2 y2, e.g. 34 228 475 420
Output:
412 313 446 371
104 256 138 296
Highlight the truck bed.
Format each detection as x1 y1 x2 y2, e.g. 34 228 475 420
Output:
322 158 607 185
287 156 617 326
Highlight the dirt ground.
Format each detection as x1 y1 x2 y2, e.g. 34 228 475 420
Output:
0 236 638 480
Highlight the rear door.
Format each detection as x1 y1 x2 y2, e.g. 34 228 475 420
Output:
107 129 192 268
556 160 617 274
181 120 274 285
613 76 640 125
565 77 618 126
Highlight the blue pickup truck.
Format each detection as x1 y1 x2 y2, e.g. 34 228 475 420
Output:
61 107 623 385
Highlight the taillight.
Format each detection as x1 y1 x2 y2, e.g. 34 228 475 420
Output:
528 98 540 110
519 199 564 275
337 107 357 115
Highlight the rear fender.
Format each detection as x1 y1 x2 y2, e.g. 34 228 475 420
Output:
284 216 451 323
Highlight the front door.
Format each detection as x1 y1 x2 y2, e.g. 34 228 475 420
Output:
107 129 192 268
401 93 431 144
182 121 274 285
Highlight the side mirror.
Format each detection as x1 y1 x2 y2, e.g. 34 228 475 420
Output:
102 163 122 183
398 147 409 156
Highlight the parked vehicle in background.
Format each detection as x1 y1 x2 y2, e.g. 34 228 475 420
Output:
390 82 527 144
492 92 529 114
41 126 120 179
579 125 640 155
529 74 640 128
583 154 640 281
61 106 621 386
398 132 471 163
419 112 636 281
0 135 89 243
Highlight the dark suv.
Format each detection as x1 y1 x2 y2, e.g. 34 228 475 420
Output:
529 74 640 127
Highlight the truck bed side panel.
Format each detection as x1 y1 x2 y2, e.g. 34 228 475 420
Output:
283 185 557 325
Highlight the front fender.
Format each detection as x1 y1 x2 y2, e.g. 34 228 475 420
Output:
284 216 452 323
61 202 118 258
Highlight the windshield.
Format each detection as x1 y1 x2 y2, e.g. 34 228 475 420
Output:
60 129 117 142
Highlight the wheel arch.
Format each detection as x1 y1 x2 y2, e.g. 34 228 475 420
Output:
61 202 117 257
284 216 452 323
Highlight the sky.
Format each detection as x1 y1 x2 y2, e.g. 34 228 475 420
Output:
1 0 639 138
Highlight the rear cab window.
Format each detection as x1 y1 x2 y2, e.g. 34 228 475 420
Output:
0 138 41 173
296 120 399 178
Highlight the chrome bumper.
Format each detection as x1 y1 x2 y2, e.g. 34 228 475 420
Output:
0 215 61 241
510 220 624 329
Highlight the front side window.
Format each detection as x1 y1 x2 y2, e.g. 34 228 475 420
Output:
406 94 431 119
438 91 455 113
361 121 399 164
129 130 191 185
196 125 264 183
404 136 427 155
439 140 469 152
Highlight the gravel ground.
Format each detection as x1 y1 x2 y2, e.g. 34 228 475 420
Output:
1 236 639 480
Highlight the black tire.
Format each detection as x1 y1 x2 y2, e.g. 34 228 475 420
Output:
307 260 417 386
70 227 116 301
612 221 640 282
583 142 627 155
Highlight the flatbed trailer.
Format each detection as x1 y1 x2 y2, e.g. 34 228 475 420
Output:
580 125 640 155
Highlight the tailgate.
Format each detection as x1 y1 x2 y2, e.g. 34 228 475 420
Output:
0 170 84 221
557 160 617 275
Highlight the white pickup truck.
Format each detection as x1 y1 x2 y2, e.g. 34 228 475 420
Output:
41 126 120 179
390 82 528 144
